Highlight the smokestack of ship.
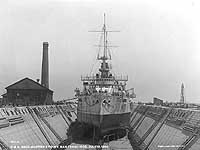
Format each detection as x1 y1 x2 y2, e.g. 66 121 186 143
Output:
41 42 49 88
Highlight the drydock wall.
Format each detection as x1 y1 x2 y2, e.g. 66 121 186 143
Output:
2 103 200 150
0 104 76 150
130 104 200 150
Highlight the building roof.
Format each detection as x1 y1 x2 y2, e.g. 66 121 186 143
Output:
1 93 7 97
5 77 53 93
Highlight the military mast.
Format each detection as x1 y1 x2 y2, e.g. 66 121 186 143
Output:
98 14 110 78
90 14 119 79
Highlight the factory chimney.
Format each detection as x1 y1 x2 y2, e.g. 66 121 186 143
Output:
41 42 49 88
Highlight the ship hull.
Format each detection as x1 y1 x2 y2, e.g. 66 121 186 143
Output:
68 111 130 144
77 111 130 134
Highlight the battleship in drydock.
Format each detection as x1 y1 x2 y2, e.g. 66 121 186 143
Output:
2 15 200 150
68 14 136 145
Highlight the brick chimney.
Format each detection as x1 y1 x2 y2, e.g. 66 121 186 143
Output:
41 42 49 88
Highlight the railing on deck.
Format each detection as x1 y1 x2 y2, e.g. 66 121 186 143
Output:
81 75 128 82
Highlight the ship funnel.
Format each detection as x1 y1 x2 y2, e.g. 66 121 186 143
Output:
41 42 49 88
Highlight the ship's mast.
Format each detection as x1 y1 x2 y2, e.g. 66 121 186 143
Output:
98 14 109 61
90 14 118 78
103 13 107 61
99 14 108 78
81 15 128 87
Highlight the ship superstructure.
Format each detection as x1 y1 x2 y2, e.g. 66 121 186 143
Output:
75 14 135 135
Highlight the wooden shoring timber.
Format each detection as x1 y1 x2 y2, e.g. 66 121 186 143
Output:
0 139 11 150
33 108 63 142
26 107 53 146
144 108 172 150
55 105 70 127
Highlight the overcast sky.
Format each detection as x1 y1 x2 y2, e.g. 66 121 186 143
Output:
0 0 200 103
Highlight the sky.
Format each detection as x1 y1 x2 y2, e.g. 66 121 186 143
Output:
0 0 200 103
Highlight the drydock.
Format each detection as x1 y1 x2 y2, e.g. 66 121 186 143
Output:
1 12 199 150
0 104 200 149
